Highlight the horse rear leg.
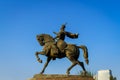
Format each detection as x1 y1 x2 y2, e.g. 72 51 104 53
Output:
66 57 78 75
66 62 77 75
77 60 86 75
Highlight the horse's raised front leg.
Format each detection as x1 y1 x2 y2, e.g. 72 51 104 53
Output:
40 57 51 74
35 51 45 63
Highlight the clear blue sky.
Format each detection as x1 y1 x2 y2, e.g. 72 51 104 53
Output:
0 0 120 80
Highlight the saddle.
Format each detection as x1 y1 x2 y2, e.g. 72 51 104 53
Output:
43 39 67 59
56 39 67 53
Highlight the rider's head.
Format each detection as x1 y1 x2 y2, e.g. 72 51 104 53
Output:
60 24 66 31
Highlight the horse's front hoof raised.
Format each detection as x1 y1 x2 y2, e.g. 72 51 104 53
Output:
38 60 42 63
37 58 43 63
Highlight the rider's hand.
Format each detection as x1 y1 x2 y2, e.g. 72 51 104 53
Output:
75 33 79 38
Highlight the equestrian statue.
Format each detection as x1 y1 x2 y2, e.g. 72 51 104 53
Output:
35 24 89 75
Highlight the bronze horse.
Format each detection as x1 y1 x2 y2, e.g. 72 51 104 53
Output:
35 34 89 75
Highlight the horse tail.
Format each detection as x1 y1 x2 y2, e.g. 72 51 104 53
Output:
77 45 89 65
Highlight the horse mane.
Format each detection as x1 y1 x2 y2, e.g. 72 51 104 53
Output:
41 34 54 41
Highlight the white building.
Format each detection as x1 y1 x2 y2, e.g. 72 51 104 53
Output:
94 69 113 80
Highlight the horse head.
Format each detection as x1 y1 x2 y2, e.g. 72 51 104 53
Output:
36 34 45 46
36 34 55 46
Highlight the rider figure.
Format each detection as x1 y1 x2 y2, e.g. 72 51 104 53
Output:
54 24 79 53
54 24 79 40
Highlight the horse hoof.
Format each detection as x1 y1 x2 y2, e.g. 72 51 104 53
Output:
40 71 44 74
82 71 87 76
40 73 43 75
38 59 42 63
66 71 70 75
39 60 43 63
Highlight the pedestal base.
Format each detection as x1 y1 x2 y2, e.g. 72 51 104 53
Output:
28 74 94 80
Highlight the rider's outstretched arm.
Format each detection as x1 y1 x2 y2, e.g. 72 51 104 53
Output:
65 31 79 39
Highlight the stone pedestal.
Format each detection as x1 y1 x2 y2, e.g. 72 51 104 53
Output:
28 74 94 80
